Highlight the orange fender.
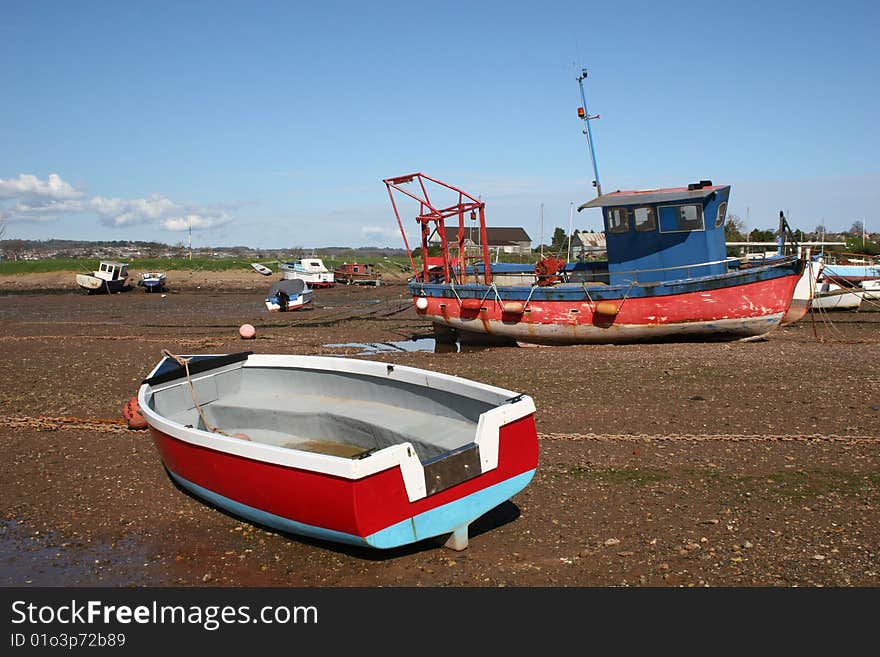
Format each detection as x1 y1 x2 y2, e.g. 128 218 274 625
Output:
123 395 148 430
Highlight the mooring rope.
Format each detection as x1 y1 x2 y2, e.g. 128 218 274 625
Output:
160 349 227 436
522 284 539 311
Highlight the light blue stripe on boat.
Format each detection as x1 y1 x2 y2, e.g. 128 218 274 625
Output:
167 469 536 549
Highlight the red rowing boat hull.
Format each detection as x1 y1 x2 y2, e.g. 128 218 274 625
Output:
149 414 538 545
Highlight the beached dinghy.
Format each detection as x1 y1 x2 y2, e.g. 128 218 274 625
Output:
264 278 313 312
138 351 538 550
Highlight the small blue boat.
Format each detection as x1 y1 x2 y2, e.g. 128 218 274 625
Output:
139 271 167 292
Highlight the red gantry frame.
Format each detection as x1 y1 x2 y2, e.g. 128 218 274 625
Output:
384 173 493 286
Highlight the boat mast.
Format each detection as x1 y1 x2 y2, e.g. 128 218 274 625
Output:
576 68 603 197
567 202 574 261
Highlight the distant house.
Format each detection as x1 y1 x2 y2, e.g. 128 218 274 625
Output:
571 230 607 259
428 226 532 256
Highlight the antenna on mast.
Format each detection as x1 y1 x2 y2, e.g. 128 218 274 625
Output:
539 203 544 258
576 68 602 198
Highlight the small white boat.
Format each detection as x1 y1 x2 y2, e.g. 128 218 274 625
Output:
279 258 335 287
138 351 538 550
811 281 866 311
75 261 129 294
265 278 313 312
859 279 880 301
781 254 821 324
138 271 167 292
251 263 273 276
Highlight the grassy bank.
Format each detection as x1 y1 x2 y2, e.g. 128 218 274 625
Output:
0 255 413 275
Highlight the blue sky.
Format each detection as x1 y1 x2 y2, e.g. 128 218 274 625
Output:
1 0 877 249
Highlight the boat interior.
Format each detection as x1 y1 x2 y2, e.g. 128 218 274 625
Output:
147 363 498 462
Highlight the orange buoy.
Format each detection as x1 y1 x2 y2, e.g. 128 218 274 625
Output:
460 298 482 312
123 395 148 430
239 323 256 339
595 301 620 316
502 302 524 314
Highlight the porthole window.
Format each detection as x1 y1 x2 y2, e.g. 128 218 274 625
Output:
715 201 728 228
633 206 655 232
606 208 630 233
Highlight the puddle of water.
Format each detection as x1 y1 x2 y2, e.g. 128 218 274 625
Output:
325 338 462 354
0 518 153 586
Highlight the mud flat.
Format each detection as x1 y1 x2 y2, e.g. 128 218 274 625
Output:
1 277 878 586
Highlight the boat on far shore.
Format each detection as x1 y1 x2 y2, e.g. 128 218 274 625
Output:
334 262 382 286
75 261 130 294
265 278 313 312
279 258 334 287
860 279 880 301
819 257 880 286
811 281 866 311
138 271 167 292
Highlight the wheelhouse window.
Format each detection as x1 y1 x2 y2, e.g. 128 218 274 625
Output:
658 204 705 233
606 208 630 233
715 201 728 228
633 206 656 232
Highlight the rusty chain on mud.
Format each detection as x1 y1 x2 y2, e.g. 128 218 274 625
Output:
0 415 132 434
1 414 878 443
541 431 880 443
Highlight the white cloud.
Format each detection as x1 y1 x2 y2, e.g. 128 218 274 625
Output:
0 173 83 201
360 225 399 240
160 213 230 231
88 194 176 226
0 173 233 232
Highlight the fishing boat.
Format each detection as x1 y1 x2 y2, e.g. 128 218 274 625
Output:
138 271 167 292
383 73 805 345
138 351 538 550
75 261 130 294
334 262 382 286
265 278 313 312
279 258 335 287
384 173 804 345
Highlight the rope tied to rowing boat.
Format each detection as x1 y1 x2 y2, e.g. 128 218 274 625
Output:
160 349 252 440
161 350 223 434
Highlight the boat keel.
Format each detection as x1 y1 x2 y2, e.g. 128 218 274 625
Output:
444 525 469 551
